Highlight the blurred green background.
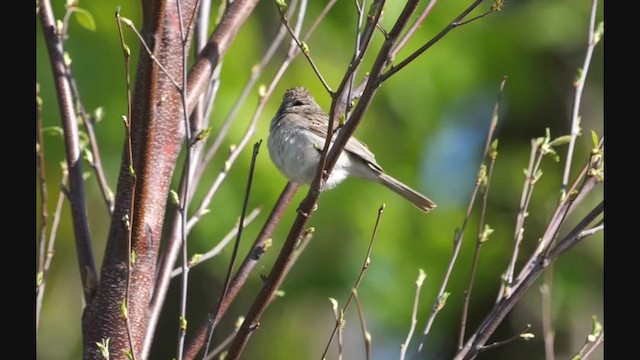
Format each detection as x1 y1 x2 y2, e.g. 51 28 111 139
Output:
36 0 603 359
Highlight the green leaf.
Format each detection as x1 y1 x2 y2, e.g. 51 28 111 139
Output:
594 21 604 43
480 224 494 243
37 272 44 287
130 250 136 265
521 332 535 340
188 253 202 267
591 130 599 148
179 316 187 331
120 300 128 320
275 0 288 11
123 349 133 360
416 268 426 286
94 107 105 122
329 297 339 312
169 190 180 206
588 315 602 342
73 8 97 31
96 338 110 359
548 135 572 147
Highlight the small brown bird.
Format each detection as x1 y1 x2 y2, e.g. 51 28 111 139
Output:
267 86 436 212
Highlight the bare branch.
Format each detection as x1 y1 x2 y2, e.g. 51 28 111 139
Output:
322 204 385 358
458 77 505 349
352 290 372 360
38 0 97 303
203 141 263 357
400 269 427 360
561 0 602 196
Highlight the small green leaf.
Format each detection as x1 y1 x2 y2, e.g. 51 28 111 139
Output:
234 316 245 329
188 253 202 267
574 68 584 87
274 290 286 297
275 0 288 11
258 84 267 98
130 250 136 265
521 332 535 340
301 41 309 54
83 148 95 166
82 171 92 181
416 268 426 286
329 297 338 312
73 8 97 31
490 139 499 159
94 107 105 123
63 51 72 67
96 338 110 359
128 165 136 179
436 292 450 311
123 349 133 360
195 127 212 142
120 300 128 320
588 315 602 342
477 164 487 186
480 224 494 243
169 190 180 206
548 135 572 147
594 21 604 44
179 316 187 331
591 130 599 148
37 272 44 287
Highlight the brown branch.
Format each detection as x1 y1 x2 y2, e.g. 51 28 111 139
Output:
454 200 603 360
38 0 97 303
202 141 263 357
182 183 298 360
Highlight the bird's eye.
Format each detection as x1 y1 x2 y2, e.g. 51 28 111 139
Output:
292 100 304 106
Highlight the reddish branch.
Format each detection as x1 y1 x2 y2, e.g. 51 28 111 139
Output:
39 0 97 303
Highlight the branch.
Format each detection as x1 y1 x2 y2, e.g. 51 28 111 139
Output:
39 0 97 303
561 0 602 195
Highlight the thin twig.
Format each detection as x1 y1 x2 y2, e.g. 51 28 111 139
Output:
478 324 533 353
412 97 500 359
277 2 332 93
458 77 505 348
322 205 384 359
118 17 181 90
175 1 198 358
541 268 555 360
202 318 243 360
36 88 48 335
36 172 68 334
352 290 372 360
303 0 338 42
561 0 602 197
329 298 344 360
389 0 438 63
115 7 139 359
503 140 544 292
203 141 262 358
171 208 262 278
379 0 489 83
400 269 427 360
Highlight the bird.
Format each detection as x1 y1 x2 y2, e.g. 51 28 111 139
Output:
267 86 436 212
